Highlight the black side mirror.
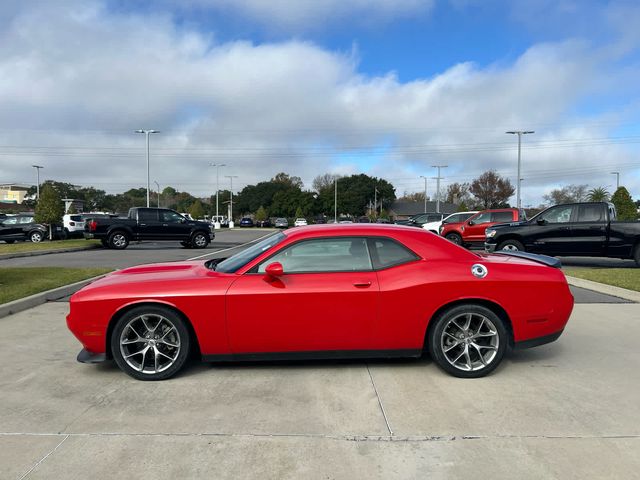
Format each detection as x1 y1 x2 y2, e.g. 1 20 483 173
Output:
537 218 546 225
180 218 187 223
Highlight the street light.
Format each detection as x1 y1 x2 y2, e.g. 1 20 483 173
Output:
506 130 534 209
431 165 448 213
134 129 160 207
611 171 620 190
225 175 238 228
154 181 160 208
419 175 428 212
334 177 338 223
210 163 226 229
32 165 44 201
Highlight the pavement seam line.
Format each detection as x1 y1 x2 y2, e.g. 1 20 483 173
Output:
366 363 393 436
18 434 69 480
187 231 277 260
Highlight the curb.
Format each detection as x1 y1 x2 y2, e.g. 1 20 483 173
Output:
565 276 640 303
0 244 100 261
0 274 108 319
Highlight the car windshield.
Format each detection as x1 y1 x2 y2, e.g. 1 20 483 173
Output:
213 232 285 273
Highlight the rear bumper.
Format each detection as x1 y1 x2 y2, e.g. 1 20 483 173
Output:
77 348 107 364
83 232 95 239
513 329 564 350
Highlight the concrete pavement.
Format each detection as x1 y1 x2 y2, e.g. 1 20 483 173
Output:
1 302 639 479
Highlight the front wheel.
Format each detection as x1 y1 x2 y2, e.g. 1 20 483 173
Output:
497 239 525 252
111 306 191 381
428 304 508 378
190 232 209 249
445 233 463 245
29 230 44 243
108 231 129 249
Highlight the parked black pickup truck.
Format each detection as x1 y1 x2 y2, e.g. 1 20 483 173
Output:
484 202 640 265
84 207 214 249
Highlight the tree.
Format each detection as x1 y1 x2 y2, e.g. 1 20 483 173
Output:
469 171 514 209
316 174 395 216
398 191 426 203
294 206 304 219
543 184 588 205
379 208 389 219
611 187 637 220
188 200 205 220
272 172 303 189
587 186 610 202
66 203 77 214
446 182 471 205
312 173 341 192
255 206 268 221
34 184 64 239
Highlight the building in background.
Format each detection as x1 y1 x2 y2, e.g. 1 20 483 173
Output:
0 183 30 204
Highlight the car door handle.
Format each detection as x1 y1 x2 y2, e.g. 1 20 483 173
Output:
162 224 168 227
353 281 372 288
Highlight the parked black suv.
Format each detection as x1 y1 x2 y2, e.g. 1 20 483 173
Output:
485 202 640 265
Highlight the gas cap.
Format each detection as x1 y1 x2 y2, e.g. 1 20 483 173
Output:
471 263 488 278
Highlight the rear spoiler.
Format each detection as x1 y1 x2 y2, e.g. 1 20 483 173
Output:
495 251 562 268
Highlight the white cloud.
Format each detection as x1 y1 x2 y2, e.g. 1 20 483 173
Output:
0 1 638 207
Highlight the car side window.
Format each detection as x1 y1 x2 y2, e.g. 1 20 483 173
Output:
491 211 513 223
138 209 158 222
257 237 373 273
577 205 604 222
471 212 492 224
160 210 184 223
368 237 419 269
2 217 18 225
541 205 574 223
19 216 34 224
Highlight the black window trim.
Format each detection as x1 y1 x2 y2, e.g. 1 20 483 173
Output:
247 235 421 274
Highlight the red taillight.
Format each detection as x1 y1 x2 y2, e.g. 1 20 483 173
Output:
89 220 97 231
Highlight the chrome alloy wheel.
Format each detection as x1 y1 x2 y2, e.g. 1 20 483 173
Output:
440 312 499 372
501 243 519 251
119 314 181 374
112 233 127 248
192 233 207 247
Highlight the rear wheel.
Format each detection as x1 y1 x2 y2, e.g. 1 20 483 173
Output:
108 231 129 249
428 304 508 378
497 239 525 252
445 233 463 245
29 230 44 243
191 232 209 249
111 305 191 381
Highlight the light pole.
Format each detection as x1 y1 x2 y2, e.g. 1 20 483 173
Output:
373 185 379 217
209 163 226 229
506 130 534 209
135 129 159 207
611 171 620 190
225 175 238 228
419 175 428 212
334 178 338 223
32 165 44 201
431 165 448 213
154 181 160 208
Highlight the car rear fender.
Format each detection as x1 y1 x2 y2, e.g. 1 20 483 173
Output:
424 298 514 349
105 300 201 359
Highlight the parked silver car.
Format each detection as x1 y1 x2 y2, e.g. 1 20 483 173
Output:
275 218 288 228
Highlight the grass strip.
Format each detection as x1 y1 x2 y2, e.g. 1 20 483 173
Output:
0 267 113 304
0 239 100 254
564 268 640 292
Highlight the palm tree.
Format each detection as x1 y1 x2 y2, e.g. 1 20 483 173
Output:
587 186 610 202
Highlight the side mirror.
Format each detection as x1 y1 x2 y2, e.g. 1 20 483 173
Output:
180 218 187 223
537 218 546 225
265 262 284 277
467 220 475 226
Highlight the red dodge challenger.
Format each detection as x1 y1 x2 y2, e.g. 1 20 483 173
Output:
67 224 574 380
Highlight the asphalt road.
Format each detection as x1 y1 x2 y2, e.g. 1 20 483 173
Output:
2 302 639 479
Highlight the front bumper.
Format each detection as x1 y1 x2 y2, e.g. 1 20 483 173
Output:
484 242 497 253
77 348 107 364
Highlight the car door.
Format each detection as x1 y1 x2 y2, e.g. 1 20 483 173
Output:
0 216 21 240
526 204 576 254
136 208 162 240
159 209 190 239
569 204 607 256
225 237 379 354
463 212 493 242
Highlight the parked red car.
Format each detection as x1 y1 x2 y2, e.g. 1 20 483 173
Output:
67 224 572 380
440 208 523 248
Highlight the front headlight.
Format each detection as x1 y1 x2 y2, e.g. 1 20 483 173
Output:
486 229 497 238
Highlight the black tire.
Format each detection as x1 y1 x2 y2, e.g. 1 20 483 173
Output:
100 239 110 248
497 239 525 252
190 231 209 249
428 304 508 378
110 305 191 381
29 230 44 243
108 231 129 249
180 241 192 249
445 233 463 245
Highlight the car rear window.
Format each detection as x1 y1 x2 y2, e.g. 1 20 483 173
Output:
367 237 419 270
491 211 514 223
577 204 604 222
70 215 83 221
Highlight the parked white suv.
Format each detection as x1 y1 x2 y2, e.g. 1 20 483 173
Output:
63 214 86 237
294 218 308 227
422 211 478 234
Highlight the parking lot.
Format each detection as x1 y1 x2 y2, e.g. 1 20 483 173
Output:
1 230 639 479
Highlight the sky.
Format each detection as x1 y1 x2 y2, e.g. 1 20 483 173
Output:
0 0 639 207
